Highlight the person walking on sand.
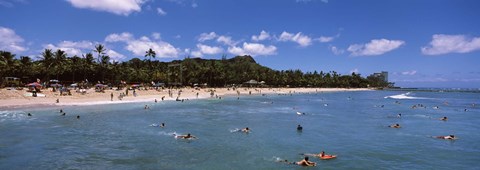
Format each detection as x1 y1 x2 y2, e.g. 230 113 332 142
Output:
111 92 114 101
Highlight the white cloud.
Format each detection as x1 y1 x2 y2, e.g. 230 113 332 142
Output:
198 32 217 42
401 70 417 75
317 36 334 43
43 40 95 57
156 7 167 15
105 32 134 42
278 31 312 47
252 30 271 41
66 0 146 16
217 35 236 46
106 49 126 61
106 32 179 58
191 51 202 58
421 34 480 55
152 32 161 40
58 40 94 49
0 26 27 52
197 44 223 55
347 39 405 56
191 1 198 8
189 44 223 58
330 46 344 55
124 37 180 58
228 42 277 56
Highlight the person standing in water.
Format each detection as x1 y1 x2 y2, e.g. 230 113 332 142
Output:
297 125 303 131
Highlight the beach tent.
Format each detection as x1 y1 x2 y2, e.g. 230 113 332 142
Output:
26 82 42 87
70 83 78 87
153 83 165 87
50 83 63 87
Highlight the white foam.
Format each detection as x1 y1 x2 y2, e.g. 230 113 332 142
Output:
384 92 426 100
0 110 29 122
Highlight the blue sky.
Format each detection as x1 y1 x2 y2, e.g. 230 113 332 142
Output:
1 0 479 88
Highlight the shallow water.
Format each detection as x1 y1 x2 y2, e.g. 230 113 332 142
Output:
1 91 479 169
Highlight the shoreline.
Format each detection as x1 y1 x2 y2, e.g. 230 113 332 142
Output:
0 87 372 109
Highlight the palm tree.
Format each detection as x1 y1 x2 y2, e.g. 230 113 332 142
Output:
0 51 17 84
40 49 54 81
53 49 67 80
82 53 95 81
94 44 106 63
145 48 156 61
19 56 33 81
70 55 81 83
145 48 156 74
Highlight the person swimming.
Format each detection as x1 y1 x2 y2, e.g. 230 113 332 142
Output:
436 135 457 140
160 123 165 128
61 112 66 116
295 156 316 166
176 133 196 139
241 127 250 133
76 115 80 119
397 113 402 118
297 125 303 131
440 116 448 121
27 113 32 116
144 105 150 109
389 123 401 128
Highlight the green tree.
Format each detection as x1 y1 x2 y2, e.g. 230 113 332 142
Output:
53 49 67 80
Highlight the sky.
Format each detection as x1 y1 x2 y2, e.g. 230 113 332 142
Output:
1 0 479 88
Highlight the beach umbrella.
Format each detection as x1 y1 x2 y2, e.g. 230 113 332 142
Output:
153 83 165 87
50 83 63 87
95 84 104 87
26 82 42 87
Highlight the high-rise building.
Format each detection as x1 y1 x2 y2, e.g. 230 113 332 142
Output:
371 71 388 82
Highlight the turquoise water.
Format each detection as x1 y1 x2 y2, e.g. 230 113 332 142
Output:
1 90 479 169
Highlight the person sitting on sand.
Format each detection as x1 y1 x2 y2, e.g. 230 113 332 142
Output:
295 156 316 166
436 135 457 140
241 127 250 133
176 133 196 139
389 123 401 128
297 125 303 131
440 116 448 121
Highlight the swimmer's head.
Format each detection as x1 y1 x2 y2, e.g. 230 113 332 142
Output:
304 156 309 161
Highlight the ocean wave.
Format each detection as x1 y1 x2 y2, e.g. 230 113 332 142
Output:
384 92 427 100
0 110 29 122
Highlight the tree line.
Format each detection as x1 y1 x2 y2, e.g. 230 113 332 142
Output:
0 45 389 88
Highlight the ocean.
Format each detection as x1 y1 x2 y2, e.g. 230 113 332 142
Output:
1 90 479 169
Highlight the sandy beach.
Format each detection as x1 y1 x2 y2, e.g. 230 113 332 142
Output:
0 87 371 109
